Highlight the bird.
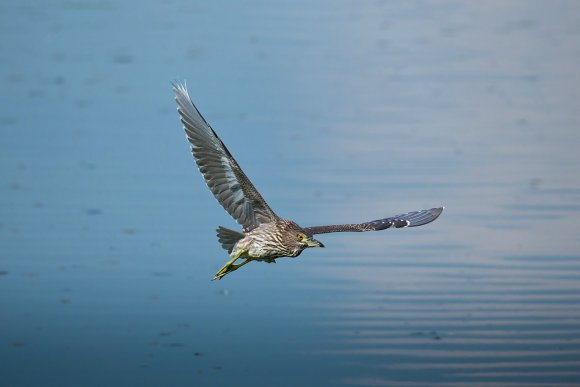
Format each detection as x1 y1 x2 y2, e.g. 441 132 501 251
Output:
172 82 443 280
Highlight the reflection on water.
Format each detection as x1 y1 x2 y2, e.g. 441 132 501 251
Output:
306 253 580 385
1 0 580 386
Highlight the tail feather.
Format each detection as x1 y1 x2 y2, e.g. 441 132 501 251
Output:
216 226 244 253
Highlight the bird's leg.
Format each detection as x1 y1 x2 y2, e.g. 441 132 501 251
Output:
213 259 251 281
212 257 238 281
212 249 251 280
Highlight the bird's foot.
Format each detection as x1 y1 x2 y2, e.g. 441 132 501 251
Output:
212 259 251 281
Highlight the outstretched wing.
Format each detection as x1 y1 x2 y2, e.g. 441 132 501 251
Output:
173 82 279 232
304 207 443 236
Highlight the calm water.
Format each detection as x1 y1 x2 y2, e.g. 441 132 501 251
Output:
1 1 580 386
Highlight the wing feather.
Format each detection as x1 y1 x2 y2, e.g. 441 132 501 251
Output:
304 207 443 236
173 82 278 231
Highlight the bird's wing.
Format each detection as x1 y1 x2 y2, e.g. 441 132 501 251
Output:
173 82 279 231
304 207 443 235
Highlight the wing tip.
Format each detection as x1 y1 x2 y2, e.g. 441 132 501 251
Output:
172 80 189 101
403 206 444 227
422 206 444 226
432 206 444 217
171 79 187 91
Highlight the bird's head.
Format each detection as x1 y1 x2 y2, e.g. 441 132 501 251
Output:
289 232 325 257
295 232 325 250
281 220 324 256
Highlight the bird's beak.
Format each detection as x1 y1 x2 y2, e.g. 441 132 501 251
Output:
306 237 324 248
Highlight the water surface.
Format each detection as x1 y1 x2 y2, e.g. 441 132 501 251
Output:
1 1 580 386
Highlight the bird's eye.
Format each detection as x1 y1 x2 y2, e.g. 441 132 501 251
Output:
297 233 304 241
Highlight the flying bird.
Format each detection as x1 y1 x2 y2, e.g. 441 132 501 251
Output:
173 82 443 280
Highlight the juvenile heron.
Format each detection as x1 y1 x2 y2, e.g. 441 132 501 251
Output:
173 82 443 280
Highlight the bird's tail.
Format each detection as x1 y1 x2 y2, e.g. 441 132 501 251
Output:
216 226 244 254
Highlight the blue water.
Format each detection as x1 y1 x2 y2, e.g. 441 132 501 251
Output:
1 1 580 386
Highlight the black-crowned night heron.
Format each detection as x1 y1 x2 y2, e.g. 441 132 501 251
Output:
173 82 443 280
